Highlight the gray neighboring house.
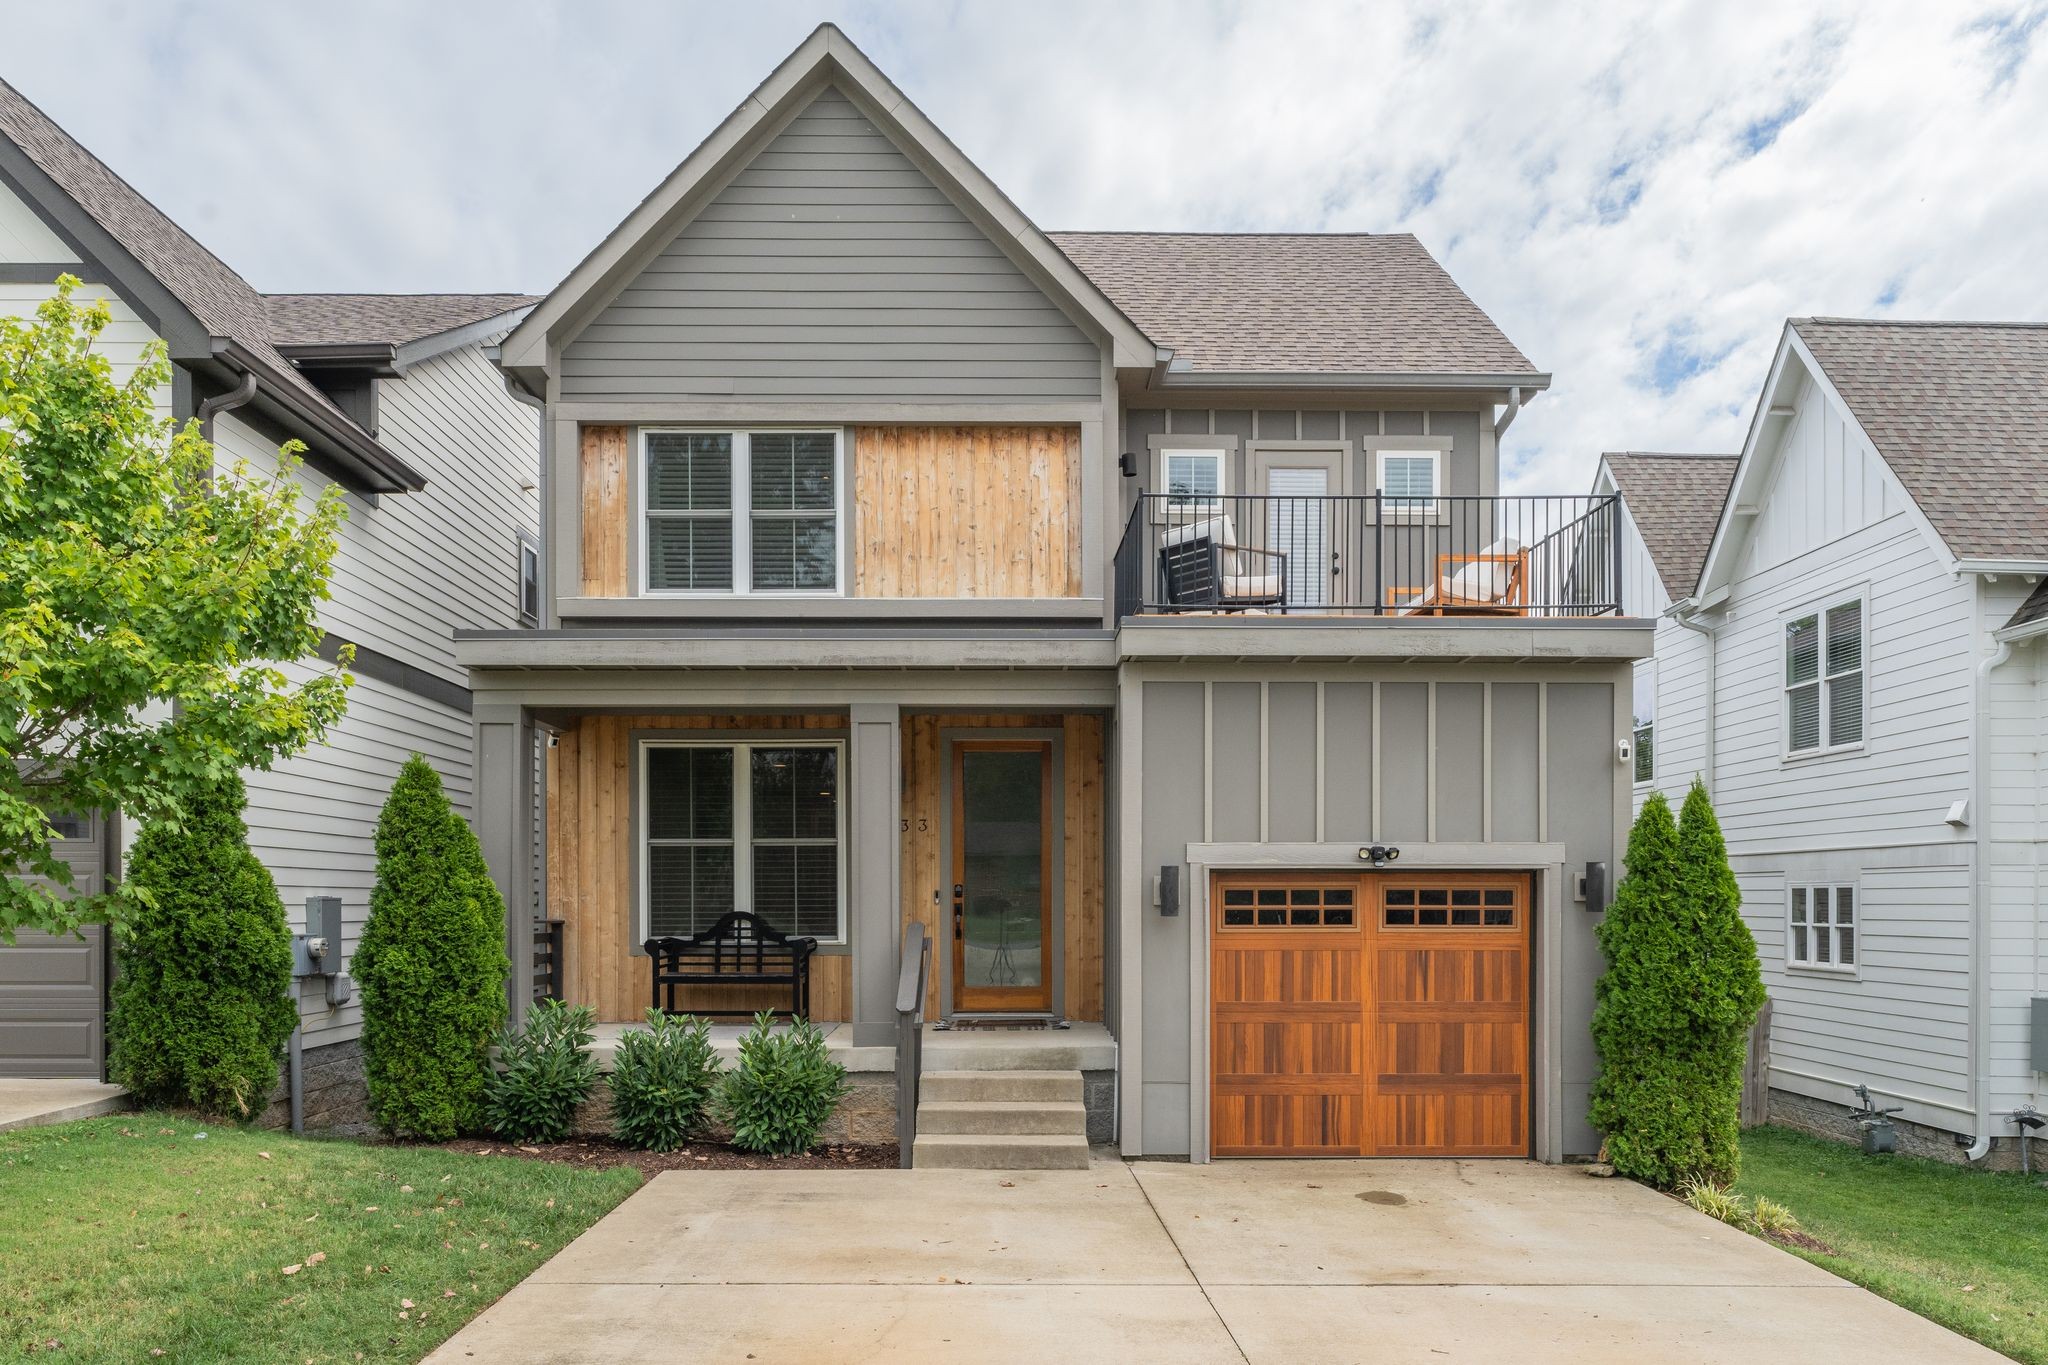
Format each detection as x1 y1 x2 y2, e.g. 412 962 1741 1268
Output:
468 24 1651 1164
0 76 540 1114
1612 318 2048 1167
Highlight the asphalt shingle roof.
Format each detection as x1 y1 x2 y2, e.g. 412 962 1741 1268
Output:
0 74 356 427
1048 232 1540 378
1793 318 2048 562
1602 452 1739 599
265 293 538 350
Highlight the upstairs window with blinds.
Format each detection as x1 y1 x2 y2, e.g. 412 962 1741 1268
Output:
643 430 839 593
643 741 843 944
1789 883 1856 970
1785 596 1864 755
1377 450 1439 512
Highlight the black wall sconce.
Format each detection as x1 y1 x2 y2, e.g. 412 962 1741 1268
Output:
1155 864 1180 916
1580 861 1608 912
1359 845 1401 867
1119 451 1138 477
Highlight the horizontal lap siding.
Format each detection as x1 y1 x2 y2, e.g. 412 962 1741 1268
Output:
562 88 1099 405
1979 576 2046 1115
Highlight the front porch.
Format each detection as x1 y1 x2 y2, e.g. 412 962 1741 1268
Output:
585 1019 1117 1075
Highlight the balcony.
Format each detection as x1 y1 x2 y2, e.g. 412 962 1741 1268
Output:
1112 492 1624 620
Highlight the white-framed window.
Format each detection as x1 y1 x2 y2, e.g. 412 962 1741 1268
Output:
1784 594 1864 756
1375 448 1440 513
1788 882 1856 971
641 740 845 944
516 531 540 625
1160 447 1225 510
1632 662 1655 786
642 429 842 594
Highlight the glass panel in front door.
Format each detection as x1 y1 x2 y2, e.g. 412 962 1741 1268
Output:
960 748 1047 997
1264 466 1330 606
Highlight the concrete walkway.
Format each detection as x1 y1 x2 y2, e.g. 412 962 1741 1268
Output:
0 1078 129 1133
425 1156 2002 1364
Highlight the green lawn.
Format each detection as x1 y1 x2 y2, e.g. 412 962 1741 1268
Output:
1 1113 640 1363
1733 1124 2048 1363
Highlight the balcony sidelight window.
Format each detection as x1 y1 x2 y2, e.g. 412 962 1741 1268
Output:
643 741 844 944
643 430 840 594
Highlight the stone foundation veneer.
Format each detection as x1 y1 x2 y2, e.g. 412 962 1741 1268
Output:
1768 1087 2037 1173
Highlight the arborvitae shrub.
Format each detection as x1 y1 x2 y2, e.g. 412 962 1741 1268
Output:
108 773 296 1117
354 755 509 1139
610 1009 722 1152
1589 781 1766 1187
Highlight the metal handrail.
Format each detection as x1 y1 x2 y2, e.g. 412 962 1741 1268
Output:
894 921 934 1168
1110 490 1625 618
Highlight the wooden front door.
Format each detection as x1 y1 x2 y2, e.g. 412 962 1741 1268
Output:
951 740 1054 1013
1210 870 1531 1157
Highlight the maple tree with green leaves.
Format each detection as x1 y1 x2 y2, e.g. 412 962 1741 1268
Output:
0 276 351 940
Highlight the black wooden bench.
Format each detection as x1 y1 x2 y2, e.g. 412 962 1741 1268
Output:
644 911 817 1020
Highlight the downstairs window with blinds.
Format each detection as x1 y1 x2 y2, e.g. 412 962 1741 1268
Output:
642 742 844 944
1788 883 1856 971
644 430 839 593
1785 596 1864 755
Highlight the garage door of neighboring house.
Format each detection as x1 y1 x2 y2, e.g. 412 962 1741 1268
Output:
1210 870 1530 1158
0 813 109 1078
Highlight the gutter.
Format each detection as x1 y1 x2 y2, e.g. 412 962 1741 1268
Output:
1967 637 2017 1162
1493 385 1523 441
210 339 427 494
1152 366 1553 394
195 369 257 440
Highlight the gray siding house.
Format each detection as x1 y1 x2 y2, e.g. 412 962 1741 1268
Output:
471 25 1650 1164
1610 319 2048 1167
0 78 540 1111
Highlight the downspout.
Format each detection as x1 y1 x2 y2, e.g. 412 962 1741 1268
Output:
1965 635 2017 1162
1493 385 1523 441
1670 602 1719 794
196 368 257 440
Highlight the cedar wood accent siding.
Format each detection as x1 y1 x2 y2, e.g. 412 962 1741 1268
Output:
546 712 1105 1025
853 425 1082 597
558 87 1102 405
576 422 1084 599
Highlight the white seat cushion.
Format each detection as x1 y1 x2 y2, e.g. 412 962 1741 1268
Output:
1222 572 1284 599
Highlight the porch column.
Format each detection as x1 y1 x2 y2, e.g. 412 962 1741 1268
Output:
849 702 902 1046
473 703 537 1024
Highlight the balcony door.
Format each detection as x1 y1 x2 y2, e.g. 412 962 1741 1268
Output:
1249 445 1349 610
950 739 1054 1013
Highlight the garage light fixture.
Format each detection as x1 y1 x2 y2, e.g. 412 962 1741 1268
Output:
1359 844 1401 867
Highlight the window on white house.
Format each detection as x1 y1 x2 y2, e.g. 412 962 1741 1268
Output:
1632 665 1655 785
1377 450 1440 512
644 431 839 593
517 533 540 625
1785 597 1863 753
1789 883 1856 969
643 742 843 943
1161 448 1224 508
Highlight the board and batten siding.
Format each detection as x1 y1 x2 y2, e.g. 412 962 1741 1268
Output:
1133 671 1621 1158
559 86 1102 405
214 337 540 1045
1124 407 1488 504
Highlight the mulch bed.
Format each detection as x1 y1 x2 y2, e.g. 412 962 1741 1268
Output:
438 1135 898 1177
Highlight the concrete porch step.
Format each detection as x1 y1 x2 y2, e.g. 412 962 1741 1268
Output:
919 1069 1081 1103
917 1099 1086 1136
910 1132 1092 1170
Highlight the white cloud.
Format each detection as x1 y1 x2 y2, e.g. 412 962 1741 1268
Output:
5 0 2043 491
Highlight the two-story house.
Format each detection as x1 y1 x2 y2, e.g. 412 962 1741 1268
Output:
465 25 1651 1166
0 77 540 1122
1610 317 2048 1168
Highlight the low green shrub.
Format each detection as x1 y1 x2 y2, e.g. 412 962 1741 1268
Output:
485 999 600 1144
717 1012 850 1156
610 1009 721 1151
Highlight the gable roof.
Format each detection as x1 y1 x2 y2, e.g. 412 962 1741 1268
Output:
1050 232 1543 383
0 75 424 491
500 24 1153 386
265 293 537 350
1792 318 2048 562
1600 452 1738 598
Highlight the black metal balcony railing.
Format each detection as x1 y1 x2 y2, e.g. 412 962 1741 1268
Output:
1113 492 1624 620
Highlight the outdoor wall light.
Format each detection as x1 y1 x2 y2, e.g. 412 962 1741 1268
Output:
1359 845 1401 867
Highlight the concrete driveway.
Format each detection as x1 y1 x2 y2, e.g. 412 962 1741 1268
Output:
425 1156 2001 1364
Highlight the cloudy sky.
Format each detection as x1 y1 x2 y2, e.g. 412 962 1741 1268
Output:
5 1 2044 491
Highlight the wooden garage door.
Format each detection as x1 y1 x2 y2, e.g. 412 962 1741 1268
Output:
1210 870 1529 1158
